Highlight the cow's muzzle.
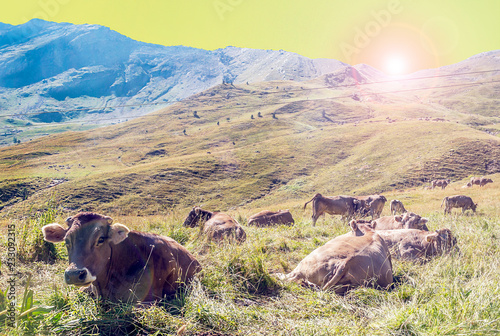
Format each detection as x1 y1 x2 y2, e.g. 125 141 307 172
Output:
65 267 96 286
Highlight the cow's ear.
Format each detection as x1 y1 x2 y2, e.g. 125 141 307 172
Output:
103 216 113 224
349 220 357 231
426 232 439 242
109 223 130 245
370 221 377 230
194 207 200 215
42 224 67 243
394 216 402 222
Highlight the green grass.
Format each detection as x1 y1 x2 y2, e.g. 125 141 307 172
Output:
1 187 500 335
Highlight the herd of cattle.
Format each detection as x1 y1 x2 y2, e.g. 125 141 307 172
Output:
41 177 492 302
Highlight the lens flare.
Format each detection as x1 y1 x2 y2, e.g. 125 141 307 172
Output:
384 55 407 76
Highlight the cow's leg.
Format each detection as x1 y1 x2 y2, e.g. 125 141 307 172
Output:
311 214 319 227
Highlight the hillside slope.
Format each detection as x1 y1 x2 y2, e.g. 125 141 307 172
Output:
0 69 498 215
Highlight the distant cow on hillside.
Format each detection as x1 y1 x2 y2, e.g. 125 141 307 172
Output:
183 207 246 243
441 195 477 215
470 176 493 187
431 179 450 189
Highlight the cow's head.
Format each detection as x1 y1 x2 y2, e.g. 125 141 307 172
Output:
183 207 212 227
424 228 458 256
401 212 429 231
42 212 130 287
349 219 376 236
472 203 478 212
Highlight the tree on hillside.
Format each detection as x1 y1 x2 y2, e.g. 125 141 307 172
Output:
193 111 200 118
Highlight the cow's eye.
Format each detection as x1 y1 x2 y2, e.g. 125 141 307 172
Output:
96 237 107 245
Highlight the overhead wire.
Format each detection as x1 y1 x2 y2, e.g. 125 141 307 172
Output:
1 69 499 130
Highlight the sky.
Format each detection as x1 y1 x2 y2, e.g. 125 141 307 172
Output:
1 0 499 75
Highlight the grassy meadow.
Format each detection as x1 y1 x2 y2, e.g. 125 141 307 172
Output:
0 76 499 335
0 178 499 335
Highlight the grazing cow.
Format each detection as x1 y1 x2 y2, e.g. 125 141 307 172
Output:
42 212 201 303
183 207 246 243
303 194 360 226
469 177 492 187
376 228 457 261
431 179 451 189
479 177 493 187
277 220 393 294
441 195 477 215
247 210 294 226
356 195 387 219
389 199 407 215
373 212 429 231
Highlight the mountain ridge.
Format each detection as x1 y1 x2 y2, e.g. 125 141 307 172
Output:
0 19 347 145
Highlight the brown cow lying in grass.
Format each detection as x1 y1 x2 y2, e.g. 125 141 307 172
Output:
183 206 246 243
42 212 201 303
247 209 294 226
376 228 458 261
373 212 429 231
277 220 393 294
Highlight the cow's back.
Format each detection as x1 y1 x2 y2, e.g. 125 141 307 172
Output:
373 216 403 230
284 231 392 293
106 231 201 301
248 210 294 226
203 213 246 243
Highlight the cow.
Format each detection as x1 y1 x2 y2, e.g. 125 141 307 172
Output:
376 228 458 261
276 220 393 294
431 179 451 189
303 194 360 226
247 210 294 226
469 177 493 187
470 177 481 186
389 199 407 215
183 207 246 243
441 195 477 215
373 212 429 231
356 195 387 219
479 177 493 187
41 212 201 303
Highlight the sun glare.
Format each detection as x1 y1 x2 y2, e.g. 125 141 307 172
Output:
385 56 408 76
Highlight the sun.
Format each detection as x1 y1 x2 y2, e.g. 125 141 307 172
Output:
384 55 408 76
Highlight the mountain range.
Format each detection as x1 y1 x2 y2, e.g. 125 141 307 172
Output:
0 19 348 144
